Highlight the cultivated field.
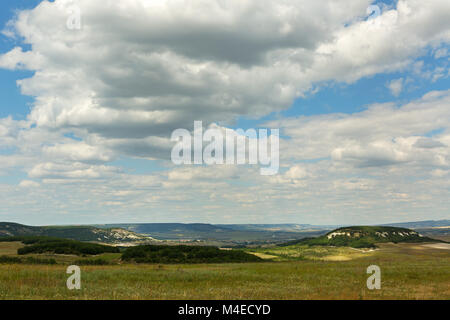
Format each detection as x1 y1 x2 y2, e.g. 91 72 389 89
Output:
0 241 449 300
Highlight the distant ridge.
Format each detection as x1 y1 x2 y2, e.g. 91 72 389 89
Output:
380 220 450 229
0 222 150 243
94 222 330 242
1 220 448 246
279 226 444 248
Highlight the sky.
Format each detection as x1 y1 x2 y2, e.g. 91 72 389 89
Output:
0 0 449 226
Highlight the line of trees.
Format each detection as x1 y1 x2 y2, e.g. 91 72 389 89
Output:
122 245 262 264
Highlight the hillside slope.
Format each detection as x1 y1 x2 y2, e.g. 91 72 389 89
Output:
95 223 329 244
281 226 443 248
0 222 150 243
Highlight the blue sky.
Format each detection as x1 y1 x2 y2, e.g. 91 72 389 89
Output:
2 1 448 124
1 1 449 124
0 1 41 118
0 0 449 225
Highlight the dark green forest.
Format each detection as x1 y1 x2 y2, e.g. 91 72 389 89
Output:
122 245 262 264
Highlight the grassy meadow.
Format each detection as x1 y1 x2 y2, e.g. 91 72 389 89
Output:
0 241 449 300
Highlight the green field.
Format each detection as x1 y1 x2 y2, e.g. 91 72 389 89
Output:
0 241 449 300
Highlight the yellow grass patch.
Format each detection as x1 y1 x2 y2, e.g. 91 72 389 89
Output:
248 252 278 260
0 242 24 256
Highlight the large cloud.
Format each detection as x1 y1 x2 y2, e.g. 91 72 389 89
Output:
268 90 450 168
0 0 449 224
0 0 449 157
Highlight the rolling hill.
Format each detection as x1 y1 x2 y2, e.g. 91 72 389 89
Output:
380 220 450 229
94 222 328 244
280 226 443 248
2 221 448 246
0 222 151 243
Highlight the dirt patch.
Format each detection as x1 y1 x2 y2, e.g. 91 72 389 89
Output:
421 243 450 250
349 247 377 253
322 255 352 261
248 252 278 260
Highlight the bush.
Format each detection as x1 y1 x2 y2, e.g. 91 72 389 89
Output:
73 258 111 265
0 255 57 265
23 257 57 265
0 256 22 264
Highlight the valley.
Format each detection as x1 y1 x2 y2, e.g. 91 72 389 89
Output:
0 220 448 300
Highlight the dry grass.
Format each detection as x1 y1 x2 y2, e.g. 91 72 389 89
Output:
0 242 448 300
246 244 376 262
0 242 24 256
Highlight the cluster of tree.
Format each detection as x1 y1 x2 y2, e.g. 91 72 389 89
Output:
122 245 262 264
0 236 120 256
0 255 57 265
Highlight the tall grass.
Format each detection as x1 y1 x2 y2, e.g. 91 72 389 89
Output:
0 246 448 300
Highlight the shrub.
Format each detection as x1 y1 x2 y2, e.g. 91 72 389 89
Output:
23 257 57 265
0 255 57 265
73 258 111 266
0 256 22 264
